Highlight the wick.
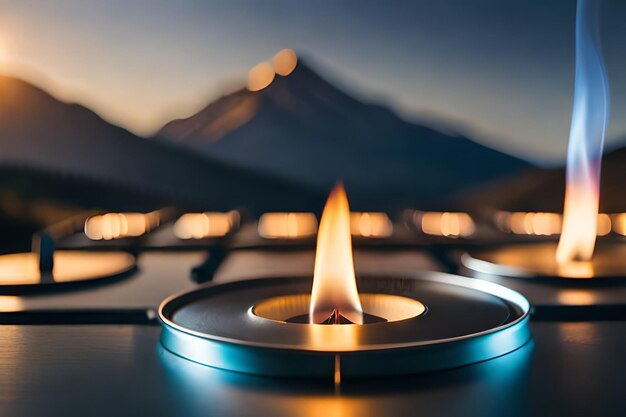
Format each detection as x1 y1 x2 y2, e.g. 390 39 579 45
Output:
322 308 354 325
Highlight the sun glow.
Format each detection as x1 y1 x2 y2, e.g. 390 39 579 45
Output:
309 183 363 324
0 35 10 65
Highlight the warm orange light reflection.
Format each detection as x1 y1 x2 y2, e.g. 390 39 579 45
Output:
557 289 596 305
174 211 239 239
416 211 475 238
306 322 360 351
84 212 160 240
258 212 318 239
0 251 134 284
247 62 275 91
334 355 341 385
0 296 23 312
200 95 258 140
310 184 363 324
558 322 598 344
350 212 393 238
254 293 423 324
273 49 298 76
556 260 595 279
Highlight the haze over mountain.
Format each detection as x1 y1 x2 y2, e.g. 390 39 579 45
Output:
158 54 532 209
0 75 320 216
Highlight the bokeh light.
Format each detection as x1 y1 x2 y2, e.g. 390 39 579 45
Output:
173 211 239 240
258 212 318 239
247 62 275 91
273 48 298 76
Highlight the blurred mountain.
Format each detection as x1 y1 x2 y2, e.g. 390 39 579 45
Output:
0 75 321 220
158 57 532 209
461 144 626 212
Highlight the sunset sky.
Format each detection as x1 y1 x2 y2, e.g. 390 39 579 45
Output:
1 0 626 164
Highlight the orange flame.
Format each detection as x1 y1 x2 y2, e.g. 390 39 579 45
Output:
555 0 609 267
556 185 599 264
309 183 363 324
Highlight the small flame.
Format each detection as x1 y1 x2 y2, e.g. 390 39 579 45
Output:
556 0 609 265
309 183 363 324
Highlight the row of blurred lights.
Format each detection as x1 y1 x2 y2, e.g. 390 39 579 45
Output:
257 212 395 239
494 211 626 236
84 212 161 241
84 211 394 241
84 210 626 242
248 49 298 91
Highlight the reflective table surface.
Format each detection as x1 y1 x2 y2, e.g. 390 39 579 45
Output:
0 247 624 416
0 321 624 417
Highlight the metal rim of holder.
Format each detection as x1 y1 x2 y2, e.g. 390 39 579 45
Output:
159 272 531 379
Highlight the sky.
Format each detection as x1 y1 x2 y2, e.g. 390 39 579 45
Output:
1 0 626 164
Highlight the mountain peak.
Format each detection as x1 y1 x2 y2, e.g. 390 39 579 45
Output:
0 74 320 212
157 51 531 208
247 50 351 96
158 50 371 144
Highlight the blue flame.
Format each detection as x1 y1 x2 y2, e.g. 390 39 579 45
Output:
556 0 610 264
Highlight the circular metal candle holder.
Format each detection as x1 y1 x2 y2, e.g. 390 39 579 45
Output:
460 241 626 314
462 241 626 280
0 250 136 294
159 273 531 378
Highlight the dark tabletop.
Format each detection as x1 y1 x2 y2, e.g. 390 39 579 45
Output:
0 247 624 416
0 321 624 417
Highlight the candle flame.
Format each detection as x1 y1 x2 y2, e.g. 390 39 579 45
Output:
309 183 363 324
556 0 609 266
